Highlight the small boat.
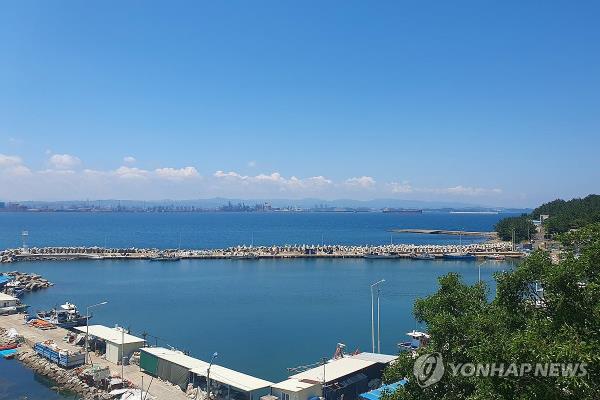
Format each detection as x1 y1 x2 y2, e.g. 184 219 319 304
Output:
399 330 431 351
486 254 506 261
411 253 436 260
230 254 258 260
150 253 181 261
37 302 88 328
443 253 476 260
0 343 17 351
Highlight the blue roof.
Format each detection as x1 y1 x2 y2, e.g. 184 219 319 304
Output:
0 275 13 285
359 380 407 400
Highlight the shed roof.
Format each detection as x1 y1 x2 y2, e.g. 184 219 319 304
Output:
271 378 320 392
191 364 273 392
141 347 273 392
289 358 375 383
351 352 397 364
0 293 17 301
74 325 145 345
141 347 209 370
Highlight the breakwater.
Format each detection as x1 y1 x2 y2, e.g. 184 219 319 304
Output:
0 242 522 263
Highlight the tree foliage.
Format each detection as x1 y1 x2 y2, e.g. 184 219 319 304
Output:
532 194 600 235
494 215 535 242
383 223 600 399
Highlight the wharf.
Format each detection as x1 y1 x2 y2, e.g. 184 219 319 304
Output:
0 314 188 400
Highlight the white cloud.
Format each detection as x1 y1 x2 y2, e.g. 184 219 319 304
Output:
49 154 82 170
0 154 507 202
155 167 200 180
0 154 23 168
0 154 32 177
214 170 247 179
123 156 136 164
345 176 376 188
388 181 413 193
115 166 149 180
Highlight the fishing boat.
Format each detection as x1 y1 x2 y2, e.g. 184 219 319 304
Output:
37 302 88 328
443 253 476 260
411 253 436 260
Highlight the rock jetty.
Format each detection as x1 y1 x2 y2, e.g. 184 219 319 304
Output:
0 241 521 264
1 271 53 296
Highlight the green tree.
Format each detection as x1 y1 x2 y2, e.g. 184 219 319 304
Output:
494 215 535 242
384 224 600 399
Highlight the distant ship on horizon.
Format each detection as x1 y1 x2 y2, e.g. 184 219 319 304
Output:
382 208 423 214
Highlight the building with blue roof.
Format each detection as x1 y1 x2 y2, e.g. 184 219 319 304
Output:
359 380 407 400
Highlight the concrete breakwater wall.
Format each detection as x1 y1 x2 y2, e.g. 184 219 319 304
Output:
0 242 521 263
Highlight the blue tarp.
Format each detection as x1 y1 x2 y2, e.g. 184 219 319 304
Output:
359 380 407 400
0 349 17 358
0 275 13 285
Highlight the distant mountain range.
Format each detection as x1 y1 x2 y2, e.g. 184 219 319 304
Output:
11 197 531 213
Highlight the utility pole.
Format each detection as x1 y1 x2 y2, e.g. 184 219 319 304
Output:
377 284 382 353
85 301 108 364
370 279 385 353
121 327 125 381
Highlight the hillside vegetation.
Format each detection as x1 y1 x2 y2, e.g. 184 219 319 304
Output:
532 194 600 234
495 194 600 239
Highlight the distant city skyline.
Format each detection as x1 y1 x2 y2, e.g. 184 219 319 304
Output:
1 1 599 207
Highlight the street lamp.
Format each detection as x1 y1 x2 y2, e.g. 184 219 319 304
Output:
85 301 108 364
370 279 385 353
206 352 218 400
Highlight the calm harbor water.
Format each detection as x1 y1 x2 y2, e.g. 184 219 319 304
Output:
0 358 79 400
0 212 516 396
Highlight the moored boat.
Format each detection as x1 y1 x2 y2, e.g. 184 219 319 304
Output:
150 253 181 261
37 302 88 328
443 253 476 260
411 253 436 260
486 254 506 261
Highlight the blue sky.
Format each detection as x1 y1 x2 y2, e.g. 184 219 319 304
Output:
0 1 599 207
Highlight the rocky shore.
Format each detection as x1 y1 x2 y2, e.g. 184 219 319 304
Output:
15 349 115 400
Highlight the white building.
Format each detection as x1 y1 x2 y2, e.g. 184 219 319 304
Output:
0 293 18 314
75 324 146 364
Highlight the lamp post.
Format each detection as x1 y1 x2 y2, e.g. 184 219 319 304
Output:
206 352 218 400
85 301 108 364
370 279 385 353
